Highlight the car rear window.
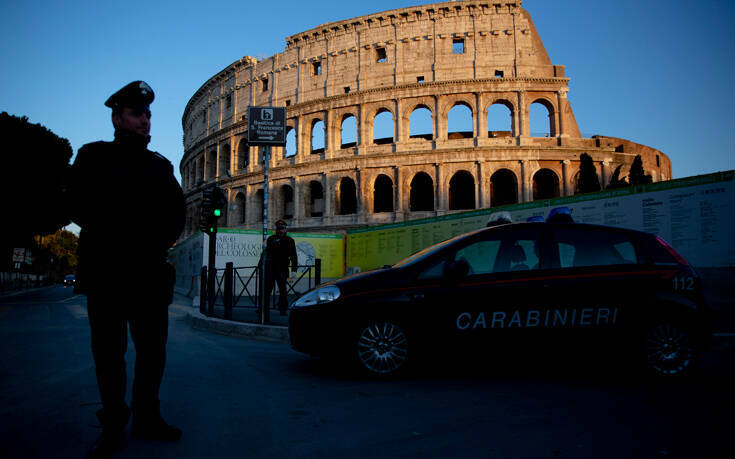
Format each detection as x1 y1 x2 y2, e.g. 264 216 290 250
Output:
553 227 638 268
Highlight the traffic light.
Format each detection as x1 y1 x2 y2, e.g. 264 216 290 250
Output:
199 186 227 235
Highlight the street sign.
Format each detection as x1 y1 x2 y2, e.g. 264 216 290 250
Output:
247 106 287 146
12 248 25 263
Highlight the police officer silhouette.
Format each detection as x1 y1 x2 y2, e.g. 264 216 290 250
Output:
261 219 298 315
68 81 185 458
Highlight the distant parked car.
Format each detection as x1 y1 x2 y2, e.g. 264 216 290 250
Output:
289 219 711 378
63 274 76 287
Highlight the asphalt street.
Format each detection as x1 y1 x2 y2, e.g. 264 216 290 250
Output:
1 286 733 458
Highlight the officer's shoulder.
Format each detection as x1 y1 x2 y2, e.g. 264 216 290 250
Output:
79 140 113 154
76 141 114 164
150 151 174 172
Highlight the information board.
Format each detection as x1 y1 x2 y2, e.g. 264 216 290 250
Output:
347 171 735 271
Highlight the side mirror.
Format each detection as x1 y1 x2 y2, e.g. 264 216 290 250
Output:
446 259 470 281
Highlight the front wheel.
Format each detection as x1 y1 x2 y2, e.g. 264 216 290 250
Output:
355 320 410 376
643 321 698 377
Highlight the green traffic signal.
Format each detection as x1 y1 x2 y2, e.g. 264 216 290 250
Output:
214 209 221 217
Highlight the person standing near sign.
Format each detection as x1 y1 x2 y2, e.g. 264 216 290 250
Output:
68 81 185 458
261 220 298 315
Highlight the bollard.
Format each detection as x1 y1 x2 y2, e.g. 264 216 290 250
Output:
224 262 233 320
200 266 207 315
315 258 321 286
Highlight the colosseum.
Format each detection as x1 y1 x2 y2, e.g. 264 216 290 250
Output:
179 0 671 237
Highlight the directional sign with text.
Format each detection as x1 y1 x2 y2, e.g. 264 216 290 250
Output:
248 106 287 146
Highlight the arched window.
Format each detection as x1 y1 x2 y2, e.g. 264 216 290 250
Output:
219 144 231 176
491 169 518 207
373 109 394 145
373 174 393 213
285 128 297 157
337 177 357 215
309 181 324 217
487 102 513 137
409 106 432 140
533 169 560 200
449 171 475 210
237 138 249 169
206 150 216 180
311 119 325 154
529 100 554 137
234 192 246 225
281 185 294 219
447 103 473 140
410 172 434 212
340 115 357 148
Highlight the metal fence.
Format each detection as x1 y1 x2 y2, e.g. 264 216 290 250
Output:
199 259 321 325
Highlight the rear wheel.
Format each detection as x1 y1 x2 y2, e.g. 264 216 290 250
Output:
355 320 409 376
643 321 697 377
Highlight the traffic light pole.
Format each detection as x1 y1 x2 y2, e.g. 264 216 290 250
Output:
207 228 216 316
260 145 270 325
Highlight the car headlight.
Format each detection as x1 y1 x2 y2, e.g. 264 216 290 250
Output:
292 285 341 308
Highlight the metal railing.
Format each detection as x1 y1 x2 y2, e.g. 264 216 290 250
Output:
199 259 321 325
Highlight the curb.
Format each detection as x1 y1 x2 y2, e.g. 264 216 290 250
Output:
173 303 289 344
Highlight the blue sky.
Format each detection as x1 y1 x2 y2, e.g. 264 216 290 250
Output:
2 0 733 183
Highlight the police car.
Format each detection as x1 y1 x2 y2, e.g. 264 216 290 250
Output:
288 209 711 378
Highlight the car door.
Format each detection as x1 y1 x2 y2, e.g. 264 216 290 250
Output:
540 224 646 348
409 225 552 355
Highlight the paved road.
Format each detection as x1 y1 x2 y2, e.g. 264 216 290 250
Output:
1 286 732 458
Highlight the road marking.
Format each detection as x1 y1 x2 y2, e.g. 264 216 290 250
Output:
713 332 735 337
65 304 88 319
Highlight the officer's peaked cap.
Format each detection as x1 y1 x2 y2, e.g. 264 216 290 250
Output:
104 81 154 110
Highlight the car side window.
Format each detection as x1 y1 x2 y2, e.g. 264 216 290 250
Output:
554 227 638 268
417 228 541 279
454 240 502 275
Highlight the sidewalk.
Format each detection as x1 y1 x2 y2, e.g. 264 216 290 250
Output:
172 293 289 344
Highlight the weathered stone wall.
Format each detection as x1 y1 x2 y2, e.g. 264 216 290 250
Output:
179 0 671 238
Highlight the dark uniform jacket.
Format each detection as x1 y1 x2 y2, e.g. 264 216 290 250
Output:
264 235 298 275
68 135 185 302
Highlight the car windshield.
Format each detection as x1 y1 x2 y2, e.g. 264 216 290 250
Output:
392 228 486 268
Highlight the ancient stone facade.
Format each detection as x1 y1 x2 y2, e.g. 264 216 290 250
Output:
179 0 671 237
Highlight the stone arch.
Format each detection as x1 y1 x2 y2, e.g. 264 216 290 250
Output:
308 180 324 217
373 174 394 213
528 98 556 137
490 169 518 207
285 127 297 157
409 105 433 140
310 118 325 153
219 144 231 176
254 189 264 222
447 101 474 139
449 170 475 210
205 148 217 180
340 113 358 148
533 168 560 200
487 99 514 137
237 138 249 169
372 108 394 145
336 177 357 215
409 172 434 212
234 191 246 225
280 184 295 219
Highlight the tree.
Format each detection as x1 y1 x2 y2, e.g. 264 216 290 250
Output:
0 112 73 247
606 164 629 190
575 153 601 194
629 155 652 185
